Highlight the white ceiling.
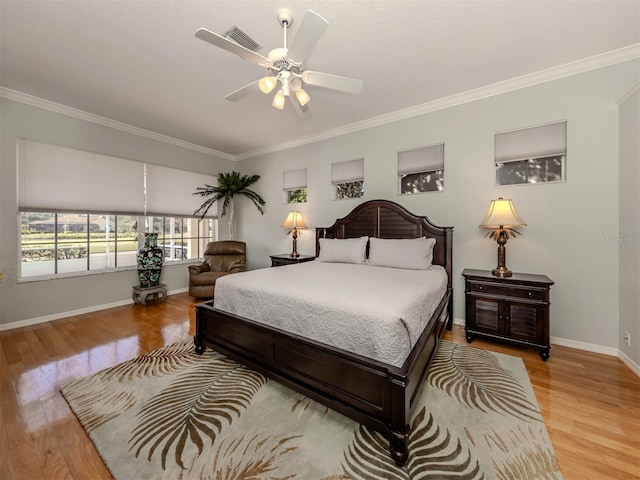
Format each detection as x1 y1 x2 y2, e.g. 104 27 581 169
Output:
1 0 639 159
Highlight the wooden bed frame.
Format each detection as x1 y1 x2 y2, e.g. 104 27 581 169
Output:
194 199 453 466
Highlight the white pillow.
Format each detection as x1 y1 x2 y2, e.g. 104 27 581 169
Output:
368 237 436 270
318 236 368 264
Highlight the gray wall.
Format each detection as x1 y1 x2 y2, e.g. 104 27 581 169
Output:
618 87 640 365
1 59 638 359
234 59 639 353
0 98 234 325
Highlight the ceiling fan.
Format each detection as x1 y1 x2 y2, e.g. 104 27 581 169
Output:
195 8 363 119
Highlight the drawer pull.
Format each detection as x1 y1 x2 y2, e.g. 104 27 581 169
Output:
478 285 483 290
528 292 533 298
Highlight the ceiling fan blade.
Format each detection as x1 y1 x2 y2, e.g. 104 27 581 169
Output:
302 71 363 95
195 28 268 66
290 98 312 120
287 10 329 63
225 80 261 101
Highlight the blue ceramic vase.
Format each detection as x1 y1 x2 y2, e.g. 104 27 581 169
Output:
137 233 163 288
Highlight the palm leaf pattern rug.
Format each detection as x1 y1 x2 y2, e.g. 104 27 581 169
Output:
61 340 563 479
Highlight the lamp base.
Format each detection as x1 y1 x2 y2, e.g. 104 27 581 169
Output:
492 266 513 277
289 228 300 258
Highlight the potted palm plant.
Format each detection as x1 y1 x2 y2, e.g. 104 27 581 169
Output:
193 171 265 240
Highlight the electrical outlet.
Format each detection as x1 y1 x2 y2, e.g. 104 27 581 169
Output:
624 331 631 347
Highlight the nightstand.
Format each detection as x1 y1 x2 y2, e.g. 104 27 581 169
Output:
270 254 315 267
462 268 554 360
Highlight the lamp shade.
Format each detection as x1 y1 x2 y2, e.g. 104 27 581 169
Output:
281 211 307 229
296 88 311 107
479 197 526 229
258 76 277 94
272 90 285 110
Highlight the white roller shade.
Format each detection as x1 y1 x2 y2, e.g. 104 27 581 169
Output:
331 158 364 184
398 143 444 175
495 121 567 163
146 164 217 217
283 169 307 190
17 138 144 213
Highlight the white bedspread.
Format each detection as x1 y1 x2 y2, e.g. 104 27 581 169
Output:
213 261 448 367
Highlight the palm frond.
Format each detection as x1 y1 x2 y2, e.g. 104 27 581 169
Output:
61 375 137 434
102 339 203 382
290 394 330 421
484 228 522 240
486 424 562 480
193 171 266 219
342 407 485 479
428 342 542 422
238 189 265 214
204 432 300 479
128 355 267 469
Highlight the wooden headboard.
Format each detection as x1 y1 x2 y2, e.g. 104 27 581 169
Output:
315 199 454 289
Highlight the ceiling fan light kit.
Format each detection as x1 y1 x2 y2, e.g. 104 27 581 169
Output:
272 90 286 110
195 8 363 119
258 76 277 94
296 88 311 107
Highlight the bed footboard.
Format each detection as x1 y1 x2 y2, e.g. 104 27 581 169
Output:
194 289 451 466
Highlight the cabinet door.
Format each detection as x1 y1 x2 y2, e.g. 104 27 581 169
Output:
505 300 544 343
468 296 504 335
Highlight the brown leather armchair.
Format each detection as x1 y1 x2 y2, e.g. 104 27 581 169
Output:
188 241 246 298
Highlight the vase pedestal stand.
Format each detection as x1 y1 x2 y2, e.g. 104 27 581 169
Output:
132 284 167 305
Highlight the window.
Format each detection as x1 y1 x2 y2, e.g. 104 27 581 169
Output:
152 216 214 261
20 212 215 278
283 169 307 204
332 158 364 200
17 138 217 279
287 189 307 203
496 155 564 185
398 143 444 194
495 121 566 186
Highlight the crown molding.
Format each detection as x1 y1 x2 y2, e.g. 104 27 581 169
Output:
3 44 638 162
236 44 640 161
0 87 235 161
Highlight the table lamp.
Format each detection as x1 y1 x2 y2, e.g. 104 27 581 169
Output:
479 197 526 277
281 211 307 258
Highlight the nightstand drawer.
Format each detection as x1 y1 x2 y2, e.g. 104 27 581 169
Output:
468 281 544 301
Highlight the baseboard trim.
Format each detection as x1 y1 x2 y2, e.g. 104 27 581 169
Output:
0 287 189 332
549 336 619 357
453 317 638 376
618 351 640 377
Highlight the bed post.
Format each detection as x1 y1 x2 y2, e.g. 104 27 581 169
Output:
389 377 410 466
389 430 409 467
194 306 205 355
447 291 454 330
445 225 454 330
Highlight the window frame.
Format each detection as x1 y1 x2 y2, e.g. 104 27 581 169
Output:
397 143 445 195
283 168 308 204
398 169 445 195
495 154 566 186
333 180 365 200
284 188 308 204
331 158 365 201
494 121 567 187
19 211 216 281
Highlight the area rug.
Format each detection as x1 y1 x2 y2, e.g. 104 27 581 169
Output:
61 339 563 479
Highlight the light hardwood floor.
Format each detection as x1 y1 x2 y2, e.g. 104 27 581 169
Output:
1 292 638 479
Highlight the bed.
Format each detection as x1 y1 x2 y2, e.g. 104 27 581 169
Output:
194 199 453 466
